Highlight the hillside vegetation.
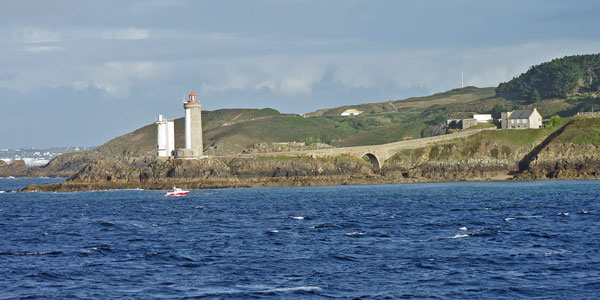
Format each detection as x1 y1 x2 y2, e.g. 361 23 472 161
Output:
496 53 600 100
307 86 496 116
94 87 506 157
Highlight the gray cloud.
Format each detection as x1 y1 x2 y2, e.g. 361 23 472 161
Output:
15 28 61 44
101 28 149 40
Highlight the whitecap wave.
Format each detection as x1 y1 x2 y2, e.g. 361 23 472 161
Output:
290 216 305 220
459 227 468 231
449 233 469 239
345 231 364 236
236 284 322 294
265 286 322 293
311 223 338 229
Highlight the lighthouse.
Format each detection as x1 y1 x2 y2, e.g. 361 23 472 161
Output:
175 91 203 158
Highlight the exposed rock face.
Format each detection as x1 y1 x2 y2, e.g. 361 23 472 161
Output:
518 144 600 179
240 142 333 154
27 150 154 178
27 155 377 192
381 139 527 182
0 160 27 177
384 160 517 181
227 156 371 178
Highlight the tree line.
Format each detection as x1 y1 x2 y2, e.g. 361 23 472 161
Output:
496 53 600 100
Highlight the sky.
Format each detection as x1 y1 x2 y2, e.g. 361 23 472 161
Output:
2 0 600 148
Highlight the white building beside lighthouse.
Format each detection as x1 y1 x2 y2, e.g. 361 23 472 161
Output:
156 114 175 158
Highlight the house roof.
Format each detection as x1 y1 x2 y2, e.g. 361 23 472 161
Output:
508 110 534 119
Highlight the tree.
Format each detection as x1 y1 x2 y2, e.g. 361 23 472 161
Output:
490 104 506 119
547 115 562 128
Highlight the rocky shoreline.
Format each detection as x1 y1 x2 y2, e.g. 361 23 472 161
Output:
17 149 600 192
10 118 600 192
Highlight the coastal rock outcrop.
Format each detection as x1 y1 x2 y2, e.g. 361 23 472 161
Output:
26 155 378 192
0 160 27 177
518 144 600 179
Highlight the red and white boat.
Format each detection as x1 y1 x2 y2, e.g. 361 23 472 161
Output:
165 186 190 197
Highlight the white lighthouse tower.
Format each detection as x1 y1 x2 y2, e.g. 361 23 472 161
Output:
175 91 203 159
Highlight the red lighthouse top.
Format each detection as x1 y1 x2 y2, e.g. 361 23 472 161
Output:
187 91 198 103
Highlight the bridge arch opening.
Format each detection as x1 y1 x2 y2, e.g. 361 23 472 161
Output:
362 153 381 170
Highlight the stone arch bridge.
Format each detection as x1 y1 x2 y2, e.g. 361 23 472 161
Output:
237 129 494 169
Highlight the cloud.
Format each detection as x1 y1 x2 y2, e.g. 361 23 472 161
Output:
2 33 599 108
253 65 326 95
278 67 326 95
198 62 325 97
16 28 61 44
102 28 149 40
204 39 600 103
91 61 161 97
23 46 66 53
201 74 250 94
69 80 90 90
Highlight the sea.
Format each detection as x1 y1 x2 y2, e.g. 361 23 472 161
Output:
1 178 599 299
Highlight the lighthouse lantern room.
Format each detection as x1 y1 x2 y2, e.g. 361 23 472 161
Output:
187 91 198 103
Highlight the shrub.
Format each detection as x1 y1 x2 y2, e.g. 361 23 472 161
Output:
547 115 562 128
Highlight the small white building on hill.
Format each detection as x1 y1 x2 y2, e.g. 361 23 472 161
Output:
473 114 493 123
341 108 363 116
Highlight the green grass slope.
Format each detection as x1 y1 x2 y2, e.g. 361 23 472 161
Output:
306 86 496 116
93 108 281 157
386 117 571 166
92 87 499 157
551 117 600 146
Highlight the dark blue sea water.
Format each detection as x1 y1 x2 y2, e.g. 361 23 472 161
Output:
1 178 600 299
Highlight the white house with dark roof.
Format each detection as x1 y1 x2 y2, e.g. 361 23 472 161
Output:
501 108 543 129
